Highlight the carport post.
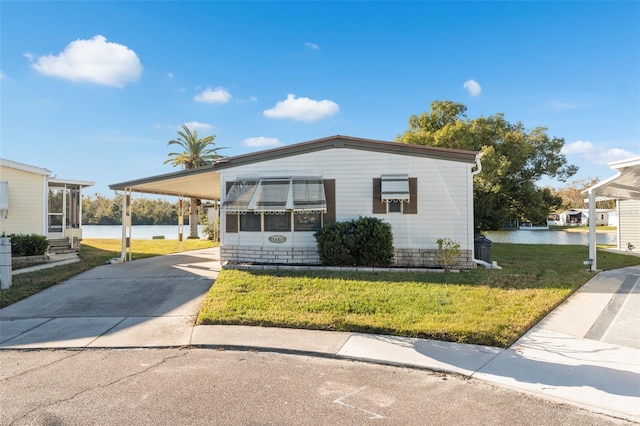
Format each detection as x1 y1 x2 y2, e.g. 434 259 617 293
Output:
121 190 132 262
588 189 597 270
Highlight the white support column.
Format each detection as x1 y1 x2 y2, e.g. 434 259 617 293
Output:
616 200 621 250
77 186 84 245
121 190 132 262
588 189 597 270
178 196 184 242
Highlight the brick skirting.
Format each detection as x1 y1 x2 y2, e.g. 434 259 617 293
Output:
221 246 476 269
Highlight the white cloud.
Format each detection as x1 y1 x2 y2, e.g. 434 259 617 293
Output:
167 72 174 78
562 140 638 166
263 94 339 122
561 140 594 155
596 148 637 165
249 96 258 102
0 70 5 80
243 137 281 148
463 79 481 96
305 42 320 50
23 52 34 61
194 87 232 103
182 121 214 131
31 35 142 88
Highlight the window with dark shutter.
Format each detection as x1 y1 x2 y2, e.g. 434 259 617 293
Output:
373 176 418 214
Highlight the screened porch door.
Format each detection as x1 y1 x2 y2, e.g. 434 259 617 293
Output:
47 187 65 239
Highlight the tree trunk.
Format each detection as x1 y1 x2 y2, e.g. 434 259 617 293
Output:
189 197 199 238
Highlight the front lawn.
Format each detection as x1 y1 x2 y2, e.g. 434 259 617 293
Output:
197 244 640 348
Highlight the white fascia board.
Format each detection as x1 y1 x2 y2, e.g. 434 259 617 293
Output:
0 158 51 176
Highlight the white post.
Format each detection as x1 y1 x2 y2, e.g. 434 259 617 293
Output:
588 189 597 270
0 237 12 289
178 196 184 242
120 191 132 262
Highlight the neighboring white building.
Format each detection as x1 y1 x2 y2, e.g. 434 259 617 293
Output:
0 158 93 249
110 136 482 268
548 209 613 227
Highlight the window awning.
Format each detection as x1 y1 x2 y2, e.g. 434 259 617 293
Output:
252 178 291 212
223 177 327 213
223 180 259 212
292 178 326 212
381 174 410 201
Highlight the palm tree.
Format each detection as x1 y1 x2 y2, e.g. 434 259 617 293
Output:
164 124 226 238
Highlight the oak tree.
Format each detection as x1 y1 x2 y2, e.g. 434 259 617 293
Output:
396 100 577 230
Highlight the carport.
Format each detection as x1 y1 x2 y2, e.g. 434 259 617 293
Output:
109 165 222 261
585 157 640 270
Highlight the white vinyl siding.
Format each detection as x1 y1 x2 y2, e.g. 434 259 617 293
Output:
221 147 473 251
619 199 640 251
0 166 48 235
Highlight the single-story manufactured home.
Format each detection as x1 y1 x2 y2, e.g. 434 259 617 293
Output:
547 208 614 227
110 135 483 269
0 158 94 250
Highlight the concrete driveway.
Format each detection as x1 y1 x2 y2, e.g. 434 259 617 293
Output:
0 247 220 348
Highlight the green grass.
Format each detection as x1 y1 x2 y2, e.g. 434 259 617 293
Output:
197 244 640 348
0 238 216 308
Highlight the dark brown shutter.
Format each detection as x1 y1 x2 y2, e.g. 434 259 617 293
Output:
404 178 418 214
225 214 238 233
224 181 238 233
372 178 386 214
323 179 336 225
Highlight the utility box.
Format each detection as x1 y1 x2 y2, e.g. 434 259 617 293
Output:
0 237 12 289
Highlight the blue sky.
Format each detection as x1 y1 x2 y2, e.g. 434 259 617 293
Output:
1 1 639 197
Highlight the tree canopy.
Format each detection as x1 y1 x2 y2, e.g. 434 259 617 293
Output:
396 100 578 230
164 125 226 238
164 124 226 169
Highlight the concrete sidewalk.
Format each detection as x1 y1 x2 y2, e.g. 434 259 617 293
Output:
191 266 640 422
1 248 638 422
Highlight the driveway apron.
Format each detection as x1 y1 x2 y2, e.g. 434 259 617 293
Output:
0 248 220 348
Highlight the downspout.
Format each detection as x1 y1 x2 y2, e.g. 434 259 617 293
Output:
43 175 49 236
471 152 483 177
469 153 498 268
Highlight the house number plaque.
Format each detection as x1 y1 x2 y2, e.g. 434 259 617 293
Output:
268 235 287 243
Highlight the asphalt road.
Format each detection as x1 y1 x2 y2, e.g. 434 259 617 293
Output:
0 348 631 426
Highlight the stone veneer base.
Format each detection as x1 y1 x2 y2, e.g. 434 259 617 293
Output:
221 246 477 270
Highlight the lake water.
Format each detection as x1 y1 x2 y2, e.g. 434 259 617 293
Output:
83 225 617 246
83 225 204 240
485 230 616 246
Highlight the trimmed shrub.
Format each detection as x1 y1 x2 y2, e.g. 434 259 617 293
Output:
4 233 50 257
434 238 461 273
315 216 393 267
202 218 220 241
